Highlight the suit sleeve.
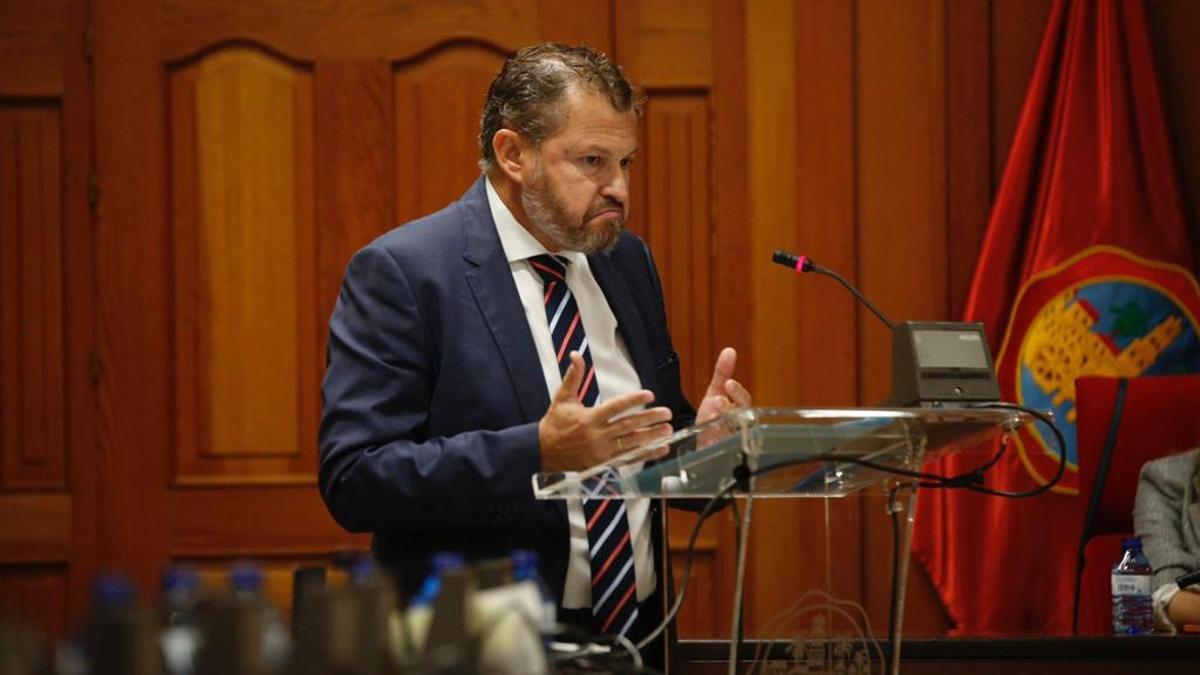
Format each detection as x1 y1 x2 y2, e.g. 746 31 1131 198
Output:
318 244 540 533
1134 450 1198 590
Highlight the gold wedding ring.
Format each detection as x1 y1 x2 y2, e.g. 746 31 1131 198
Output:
617 436 626 452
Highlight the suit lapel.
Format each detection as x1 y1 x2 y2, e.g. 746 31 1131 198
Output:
460 179 550 424
588 252 656 390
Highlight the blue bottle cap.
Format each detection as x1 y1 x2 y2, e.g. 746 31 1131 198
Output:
349 555 377 583
229 562 263 594
93 573 136 609
429 552 465 573
1122 536 1143 550
162 566 201 595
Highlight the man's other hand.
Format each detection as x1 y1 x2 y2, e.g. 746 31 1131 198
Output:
695 347 752 425
538 352 673 473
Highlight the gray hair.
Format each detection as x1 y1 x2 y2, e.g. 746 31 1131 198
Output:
478 42 642 172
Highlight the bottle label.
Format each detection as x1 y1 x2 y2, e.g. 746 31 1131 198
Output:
1111 574 1152 596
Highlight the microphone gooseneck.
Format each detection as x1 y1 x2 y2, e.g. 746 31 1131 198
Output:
771 249 896 330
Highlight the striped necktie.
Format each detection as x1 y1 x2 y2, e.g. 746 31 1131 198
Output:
527 254 640 638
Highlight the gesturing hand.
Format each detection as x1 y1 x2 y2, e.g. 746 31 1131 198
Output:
695 347 752 425
537 352 674 473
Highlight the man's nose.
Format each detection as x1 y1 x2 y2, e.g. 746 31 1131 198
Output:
601 166 629 206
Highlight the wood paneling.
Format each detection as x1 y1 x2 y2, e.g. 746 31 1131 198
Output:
615 0 711 89
315 61 395 329
793 0 858 409
856 0 948 406
0 104 67 490
641 94 712 401
92 0 171 593
170 46 318 483
0 493 69 563
393 43 507 223
668 512 721 638
946 0 993 318
171 487 368 557
0 565 68 639
161 0 540 63
0 0 66 97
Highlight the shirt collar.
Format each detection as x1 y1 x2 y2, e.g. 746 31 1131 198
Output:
485 176 586 267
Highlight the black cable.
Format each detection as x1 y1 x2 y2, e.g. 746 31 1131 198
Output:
959 402 1068 497
636 480 740 651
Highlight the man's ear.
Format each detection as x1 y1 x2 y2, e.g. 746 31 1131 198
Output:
492 129 527 184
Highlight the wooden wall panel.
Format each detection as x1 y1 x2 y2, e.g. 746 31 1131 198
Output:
0 494 69 564
946 0 993 318
92 0 171 592
667 511 720 638
641 94 713 400
171 487 367 557
615 0 711 90
0 566 68 639
0 105 67 490
393 44 507 224
0 0 66 97
315 62 395 330
856 0 948 406
744 0 806 635
793 0 858 408
161 0 540 63
0 0 93 631
170 46 318 484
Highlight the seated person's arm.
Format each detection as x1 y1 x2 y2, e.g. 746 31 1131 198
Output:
1133 450 1200 632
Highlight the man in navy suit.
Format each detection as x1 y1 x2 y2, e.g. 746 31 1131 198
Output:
319 43 749 648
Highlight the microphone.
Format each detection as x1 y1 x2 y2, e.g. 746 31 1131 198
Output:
771 250 895 329
771 249 1002 407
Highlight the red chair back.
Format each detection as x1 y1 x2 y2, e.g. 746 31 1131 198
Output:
1073 374 1200 634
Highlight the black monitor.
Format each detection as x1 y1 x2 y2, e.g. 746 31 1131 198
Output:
884 321 1001 407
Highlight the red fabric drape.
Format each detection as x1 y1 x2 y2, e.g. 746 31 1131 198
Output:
913 0 1197 635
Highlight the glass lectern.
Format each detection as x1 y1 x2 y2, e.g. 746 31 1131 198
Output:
534 406 1030 675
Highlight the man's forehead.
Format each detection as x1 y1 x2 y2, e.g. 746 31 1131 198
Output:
551 89 638 148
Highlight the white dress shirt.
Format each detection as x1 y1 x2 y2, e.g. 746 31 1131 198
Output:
485 178 657 609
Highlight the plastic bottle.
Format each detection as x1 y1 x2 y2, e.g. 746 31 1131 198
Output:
75 574 162 675
398 552 466 658
159 566 202 675
510 550 556 631
1112 536 1154 635
228 562 291 671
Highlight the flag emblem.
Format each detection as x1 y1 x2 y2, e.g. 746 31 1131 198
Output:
997 246 1200 493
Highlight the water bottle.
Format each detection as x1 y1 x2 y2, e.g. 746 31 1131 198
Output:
228 563 291 671
160 566 202 675
412 552 466 606
399 552 466 658
1112 536 1154 635
510 550 556 631
78 574 162 675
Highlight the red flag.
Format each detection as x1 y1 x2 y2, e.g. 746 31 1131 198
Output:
913 0 1200 635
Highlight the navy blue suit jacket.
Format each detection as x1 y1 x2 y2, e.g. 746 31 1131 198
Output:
319 178 695 601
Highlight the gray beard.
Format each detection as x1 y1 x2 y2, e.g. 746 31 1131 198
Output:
521 177 622 255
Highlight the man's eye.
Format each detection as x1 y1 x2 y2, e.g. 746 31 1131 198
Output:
583 156 602 166
620 157 633 169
